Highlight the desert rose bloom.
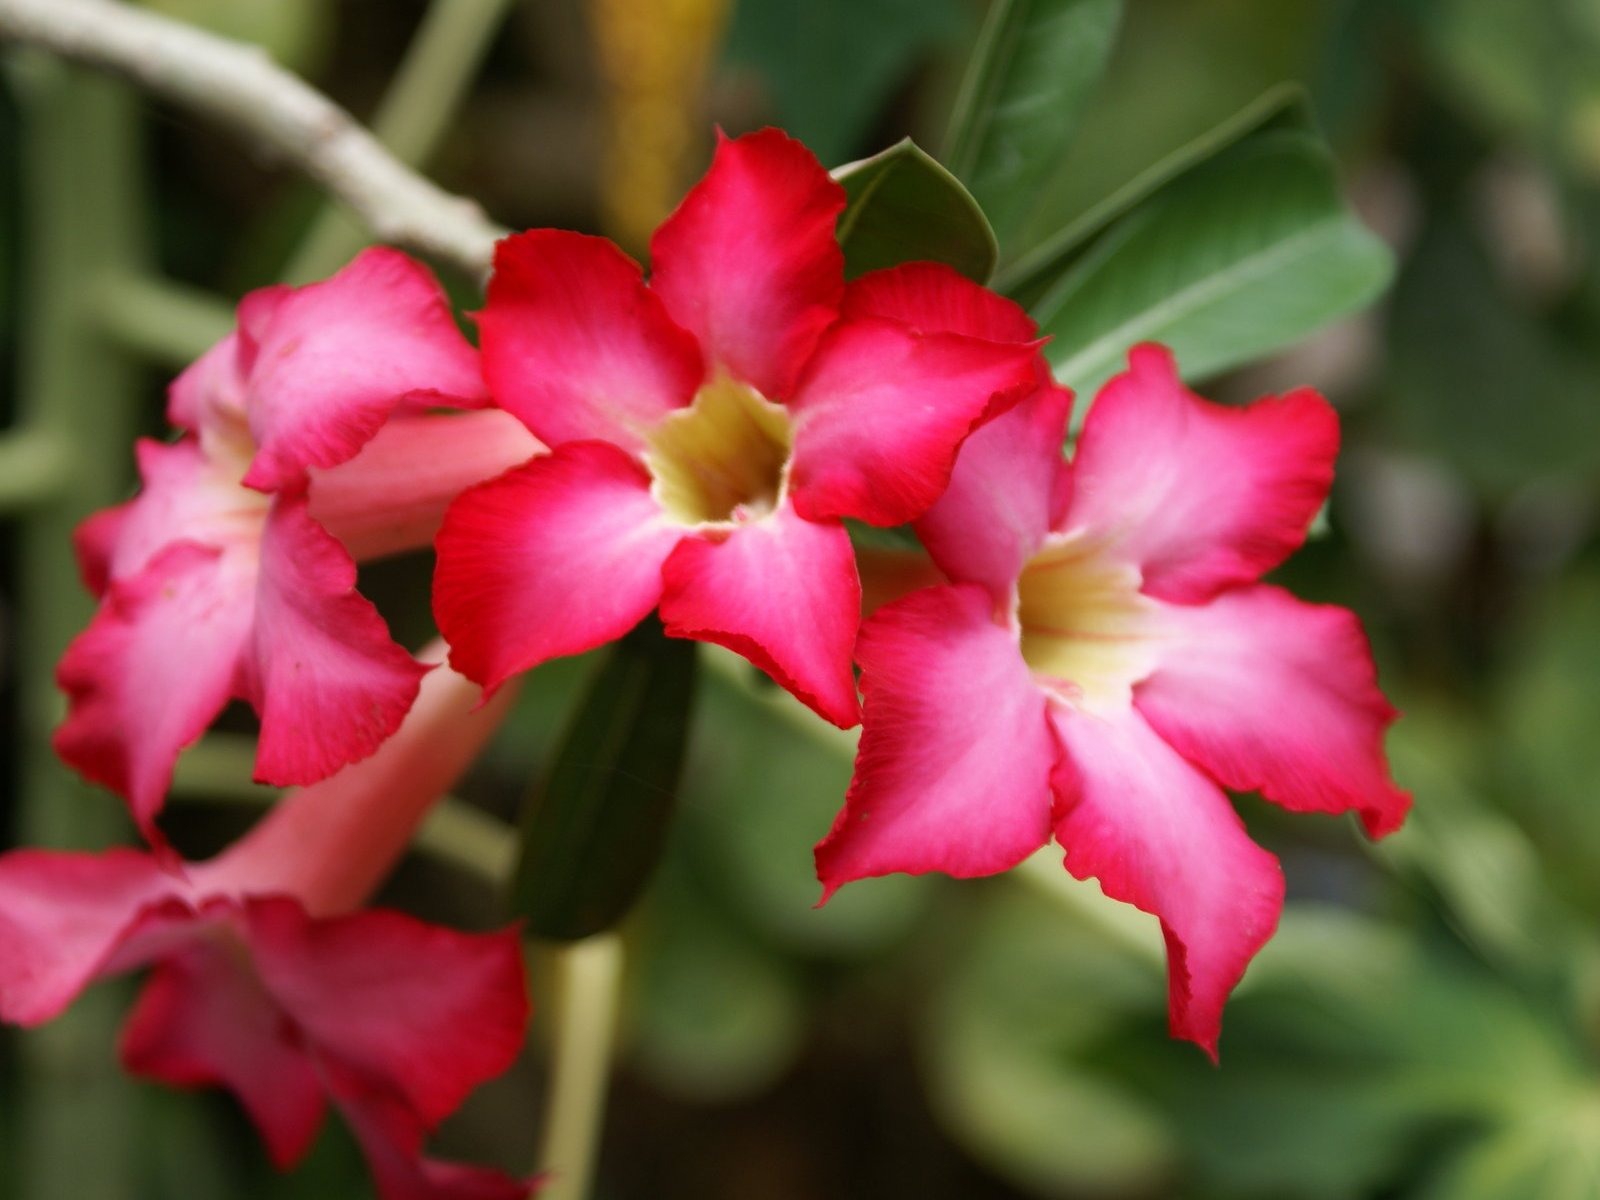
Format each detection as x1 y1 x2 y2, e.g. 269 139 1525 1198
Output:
816 336 1410 1057
2 654 535 1199
433 128 1040 727
55 247 539 843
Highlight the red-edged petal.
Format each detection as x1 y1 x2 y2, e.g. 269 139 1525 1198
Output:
434 441 679 693
240 248 488 492
649 128 845 399
54 542 255 838
478 230 704 452
914 385 1073 596
309 410 543 563
659 499 860 727
1050 706 1284 1058
326 1065 536 1200
0 848 176 1025
842 261 1038 342
1064 344 1338 603
245 496 429 787
244 899 528 1128
120 931 326 1168
1136 585 1410 838
815 584 1056 897
786 318 1038 527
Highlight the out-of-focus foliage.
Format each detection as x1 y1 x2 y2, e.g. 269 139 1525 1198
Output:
5 0 1600 1197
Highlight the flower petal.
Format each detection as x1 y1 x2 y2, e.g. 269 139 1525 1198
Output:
1063 344 1338 603
659 499 860 727
815 584 1056 897
246 496 429 787
167 330 250 453
103 437 264 583
240 248 488 492
786 318 1038 527
842 261 1038 342
1137 585 1410 838
434 441 679 693
244 899 528 1128
914 385 1073 596
0 848 175 1026
326 1066 536 1200
649 128 845 399
54 542 255 839
1050 705 1284 1059
309 410 543 563
478 230 704 452
120 931 327 1168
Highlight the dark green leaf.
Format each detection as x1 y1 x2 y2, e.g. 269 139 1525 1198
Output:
720 0 964 165
833 138 998 282
1029 129 1392 400
510 618 697 940
941 0 1123 252
998 84 1309 303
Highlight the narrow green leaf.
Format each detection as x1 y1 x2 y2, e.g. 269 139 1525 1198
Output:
1032 129 1392 400
942 0 1123 251
833 138 998 282
997 84 1309 302
510 618 697 940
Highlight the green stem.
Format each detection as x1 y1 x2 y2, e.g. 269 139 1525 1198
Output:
94 272 233 367
10 51 148 1200
533 934 625 1200
285 0 516 282
0 426 72 511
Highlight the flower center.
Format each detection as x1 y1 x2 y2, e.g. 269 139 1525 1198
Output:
643 376 794 527
1015 534 1158 713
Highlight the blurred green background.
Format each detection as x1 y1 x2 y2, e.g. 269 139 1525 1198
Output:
3 0 1600 1197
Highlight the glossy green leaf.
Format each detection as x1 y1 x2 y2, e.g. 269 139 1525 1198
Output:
941 0 1123 250
833 139 998 282
1030 129 1392 400
510 618 697 940
998 84 1309 302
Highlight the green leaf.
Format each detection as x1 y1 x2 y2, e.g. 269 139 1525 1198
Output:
720 0 964 165
998 84 1309 302
1029 128 1392 399
833 139 998 282
941 0 1123 252
510 618 697 940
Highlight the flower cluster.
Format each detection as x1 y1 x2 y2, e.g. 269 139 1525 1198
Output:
3 127 1408 1189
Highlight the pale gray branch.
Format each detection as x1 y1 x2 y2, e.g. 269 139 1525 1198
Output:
0 0 508 277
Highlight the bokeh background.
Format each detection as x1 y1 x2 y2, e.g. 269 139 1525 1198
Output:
3 0 1600 1196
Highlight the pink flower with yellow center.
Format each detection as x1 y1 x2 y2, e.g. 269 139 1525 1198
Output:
3 652 535 1199
54 248 538 843
816 334 1410 1057
432 129 1041 725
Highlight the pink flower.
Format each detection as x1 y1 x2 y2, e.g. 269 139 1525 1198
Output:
815 336 1410 1057
432 129 1041 727
3 655 536 1198
54 247 539 843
